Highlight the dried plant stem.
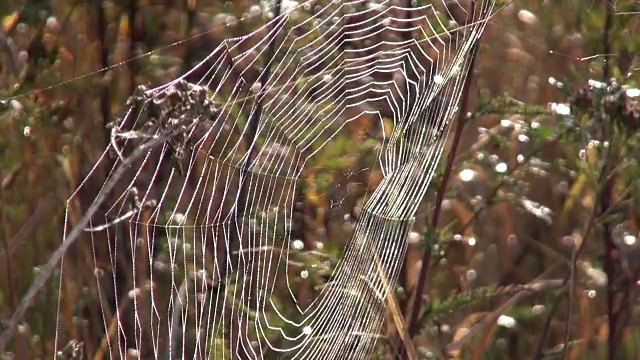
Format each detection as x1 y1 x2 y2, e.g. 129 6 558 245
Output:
0 124 192 353
127 0 138 95
535 189 599 358
236 0 282 217
168 281 189 359
182 0 197 77
401 86 469 358
97 1 111 144
561 243 577 360
403 2 479 357
598 2 632 359
229 1 283 355
601 0 614 81
373 253 417 359
533 292 564 360
94 293 132 360
600 179 627 360
536 126 617 359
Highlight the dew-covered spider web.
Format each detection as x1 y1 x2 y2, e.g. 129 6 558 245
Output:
57 0 496 358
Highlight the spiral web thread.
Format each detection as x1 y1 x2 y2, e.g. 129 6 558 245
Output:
58 0 496 358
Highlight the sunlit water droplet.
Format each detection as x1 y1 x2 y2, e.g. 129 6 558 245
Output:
408 231 421 244
548 77 563 88
282 0 299 14
623 234 637 245
300 270 309 278
250 82 262 93
495 162 508 173
578 149 586 160
127 349 139 357
626 88 640 97
466 269 477 281
497 315 517 328
532 304 545 314
459 168 474 181
292 239 304 250
249 5 262 16
467 237 476 246
549 102 571 115
517 9 538 25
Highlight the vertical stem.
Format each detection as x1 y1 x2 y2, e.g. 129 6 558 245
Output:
182 0 197 76
403 1 478 357
236 0 282 216
128 0 138 95
601 0 613 81
601 176 623 360
0 133 176 353
231 0 282 354
561 244 576 359
97 2 110 145
600 1 629 359
533 293 564 359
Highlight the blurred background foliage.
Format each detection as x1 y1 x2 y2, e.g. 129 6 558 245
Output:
0 0 639 359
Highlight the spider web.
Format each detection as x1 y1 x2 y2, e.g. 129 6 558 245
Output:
56 0 496 358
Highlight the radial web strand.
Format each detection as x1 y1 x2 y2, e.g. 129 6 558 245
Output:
57 0 497 358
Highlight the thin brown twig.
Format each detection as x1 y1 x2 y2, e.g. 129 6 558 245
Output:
94 292 132 360
97 1 111 145
403 1 480 357
561 242 577 360
0 121 196 353
535 137 612 359
373 254 418 359
601 0 614 81
127 0 138 95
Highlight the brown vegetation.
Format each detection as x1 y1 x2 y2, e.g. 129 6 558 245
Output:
1 0 639 358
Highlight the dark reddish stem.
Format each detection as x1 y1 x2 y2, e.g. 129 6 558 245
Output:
127 0 138 95
403 1 479 357
97 2 110 144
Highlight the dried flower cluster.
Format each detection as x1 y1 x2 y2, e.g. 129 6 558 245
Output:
571 78 640 131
